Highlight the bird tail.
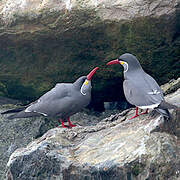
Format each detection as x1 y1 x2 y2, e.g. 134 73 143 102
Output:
1 107 40 119
155 108 170 118
155 101 179 118
6 111 40 119
158 101 178 110
1 107 26 115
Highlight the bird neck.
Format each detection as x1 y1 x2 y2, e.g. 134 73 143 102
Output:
124 68 144 80
73 81 81 90
73 76 86 90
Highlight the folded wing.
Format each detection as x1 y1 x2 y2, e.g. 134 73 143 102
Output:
123 78 164 107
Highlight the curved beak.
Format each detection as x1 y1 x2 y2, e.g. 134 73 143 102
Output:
87 67 99 80
106 59 119 65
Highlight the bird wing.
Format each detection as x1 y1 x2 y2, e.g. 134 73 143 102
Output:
143 73 164 97
123 78 164 107
25 83 71 116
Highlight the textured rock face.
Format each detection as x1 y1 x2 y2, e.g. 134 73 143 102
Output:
0 104 107 179
0 0 178 25
161 78 180 95
5 84 180 180
0 0 179 105
6 122 179 180
97 0 179 21
0 105 46 179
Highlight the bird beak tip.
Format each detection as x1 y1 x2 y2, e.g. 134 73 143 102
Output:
87 67 99 80
106 59 119 66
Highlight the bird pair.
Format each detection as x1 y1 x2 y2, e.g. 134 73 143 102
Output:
2 53 177 128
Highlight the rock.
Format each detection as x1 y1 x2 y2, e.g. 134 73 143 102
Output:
97 0 179 21
0 82 8 97
5 87 180 180
0 97 19 105
0 0 179 106
104 101 119 110
161 78 180 95
164 87 180 137
0 104 58 179
0 0 178 25
104 101 132 110
0 104 115 179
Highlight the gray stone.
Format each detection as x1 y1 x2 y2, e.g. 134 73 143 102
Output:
0 105 58 179
0 97 20 105
0 0 179 25
161 78 180 96
0 104 118 179
5 86 180 180
104 101 131 110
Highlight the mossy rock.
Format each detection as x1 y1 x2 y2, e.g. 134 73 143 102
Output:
131 163 145 176
0 82 8 96
0 13 179 110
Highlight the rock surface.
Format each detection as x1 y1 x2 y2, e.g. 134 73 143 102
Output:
0 105 46 179
0 104 118 179
5 81 180 180
0 0 178 25
0 96 19 105
161 77 180 95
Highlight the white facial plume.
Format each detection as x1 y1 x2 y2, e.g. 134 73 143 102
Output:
80 80 92 96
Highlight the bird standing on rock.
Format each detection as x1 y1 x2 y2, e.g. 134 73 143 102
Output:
106 53 177 119
1 67 99 128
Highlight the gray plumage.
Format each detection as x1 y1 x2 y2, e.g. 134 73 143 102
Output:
120 53 178 117
2 76 92 120
107 53 178 118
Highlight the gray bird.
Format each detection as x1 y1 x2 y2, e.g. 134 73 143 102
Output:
107 53 177 119
1 67 99 128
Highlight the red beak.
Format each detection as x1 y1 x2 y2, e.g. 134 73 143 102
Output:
106 59 119 65
87 67 99 80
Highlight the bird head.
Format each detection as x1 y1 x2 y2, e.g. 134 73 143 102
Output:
106 53 142 73
74 67 99 96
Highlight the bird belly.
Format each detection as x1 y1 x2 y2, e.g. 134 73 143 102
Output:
138 103 160 109
56 97 90 118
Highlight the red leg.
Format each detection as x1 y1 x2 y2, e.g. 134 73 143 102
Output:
129 107 139 120
60 119 68 128
140 108 149 115
67 117 76 128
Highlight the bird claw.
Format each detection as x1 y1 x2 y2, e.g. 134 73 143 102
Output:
128 107 139 120
140 109 149 115
60 119 69 128
128 114 139 120
59 124 74 128
59 118 76 128
67 117 76 128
